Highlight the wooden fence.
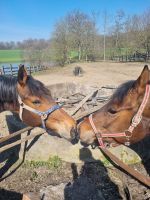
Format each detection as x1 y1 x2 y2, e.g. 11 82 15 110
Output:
0 64 48 76
110 51 150 62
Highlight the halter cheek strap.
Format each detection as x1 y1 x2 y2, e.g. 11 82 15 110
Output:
89 84 150 148
18 95 62 129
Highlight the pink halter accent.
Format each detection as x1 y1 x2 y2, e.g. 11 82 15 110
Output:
89 84 150 148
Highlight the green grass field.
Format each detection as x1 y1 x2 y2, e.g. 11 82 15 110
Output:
0 49 23 63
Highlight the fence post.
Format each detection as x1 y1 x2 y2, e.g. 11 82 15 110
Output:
1 66 4 75
29 66 31 75
10 64 13 75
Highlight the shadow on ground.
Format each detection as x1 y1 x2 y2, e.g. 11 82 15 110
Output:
130 135 150 177
0 188 22 200
63 147 125 200
0 114 40 181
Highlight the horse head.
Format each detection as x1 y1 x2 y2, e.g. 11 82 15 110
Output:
78 65 150 146
16 65 78 143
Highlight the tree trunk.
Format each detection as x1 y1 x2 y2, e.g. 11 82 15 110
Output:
78 45 81 61
85 54 88 62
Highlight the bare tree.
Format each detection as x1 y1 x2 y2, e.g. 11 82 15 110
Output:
52 19 69 66
22 38 50 65
141 9 150 54
109 10 126 56
51 10 98 65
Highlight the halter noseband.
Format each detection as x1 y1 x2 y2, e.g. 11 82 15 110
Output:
18 95 62 129
89 84 150 148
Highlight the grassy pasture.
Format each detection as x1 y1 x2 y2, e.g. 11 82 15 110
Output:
0 49 23 63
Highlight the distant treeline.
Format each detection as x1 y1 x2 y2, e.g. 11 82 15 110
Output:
0 39 49 50
1 8 150 66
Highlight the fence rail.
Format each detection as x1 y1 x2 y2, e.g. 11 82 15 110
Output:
111 51 150 62
0 64 48 76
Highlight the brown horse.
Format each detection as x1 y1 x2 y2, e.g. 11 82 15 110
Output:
0 65 78 143
78 65 150 147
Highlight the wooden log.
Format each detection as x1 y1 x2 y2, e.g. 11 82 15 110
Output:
74 104 103 120
65 99 83 104
71 92 85 97
57 98 83 104
70 89 98 116
101 85 116 89
96 96 110 100
0 126 32 144
0 130 45 154
100 147 150 187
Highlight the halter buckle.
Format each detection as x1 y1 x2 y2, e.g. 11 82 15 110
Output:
95 132 102 138
131 115 142 127
124 130 132 146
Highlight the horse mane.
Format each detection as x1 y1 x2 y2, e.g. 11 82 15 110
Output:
111 80 136 103
0 75 51 107
0 76 18 106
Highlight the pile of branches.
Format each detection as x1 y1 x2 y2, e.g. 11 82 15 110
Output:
56 85 116 120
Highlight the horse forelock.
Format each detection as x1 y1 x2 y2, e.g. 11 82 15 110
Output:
111 80 136 104
27 76 52 99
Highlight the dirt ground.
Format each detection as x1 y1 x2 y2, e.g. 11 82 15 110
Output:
34 61 147 87
0 156 150 200
0 61 150 200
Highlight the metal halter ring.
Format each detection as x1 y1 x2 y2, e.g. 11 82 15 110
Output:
41 114 48 120
125 130 132 138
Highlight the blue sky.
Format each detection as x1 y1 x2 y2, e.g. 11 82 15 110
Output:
0 0 150 42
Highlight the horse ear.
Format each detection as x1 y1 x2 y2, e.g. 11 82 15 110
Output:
136 65 149 92
18 64 28 86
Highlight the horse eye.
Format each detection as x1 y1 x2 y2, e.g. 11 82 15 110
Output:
32 100 41 105
108 108 117 114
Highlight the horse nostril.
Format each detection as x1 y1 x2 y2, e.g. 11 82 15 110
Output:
70 127 79 144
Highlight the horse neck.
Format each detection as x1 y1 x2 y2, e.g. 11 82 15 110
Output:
0 102 19 113
0 76 19 113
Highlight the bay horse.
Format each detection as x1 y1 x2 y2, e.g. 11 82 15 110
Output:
78 65 150 147
0 65 78 143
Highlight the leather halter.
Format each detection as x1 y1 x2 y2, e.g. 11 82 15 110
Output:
89 84 150 148
18 95 62 129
